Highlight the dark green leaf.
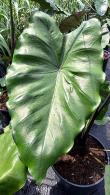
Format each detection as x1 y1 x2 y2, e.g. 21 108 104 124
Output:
95 81 110 123
0 13 8 20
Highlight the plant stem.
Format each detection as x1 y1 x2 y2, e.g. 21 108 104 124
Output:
9 0 15 57
98 94 110 113
74 93 110 155
85 93 110 134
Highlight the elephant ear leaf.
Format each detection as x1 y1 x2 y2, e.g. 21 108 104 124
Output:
7 11 105 183
0 127 27 195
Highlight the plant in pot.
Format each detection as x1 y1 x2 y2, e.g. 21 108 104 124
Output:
4 9 110 195
0 1 110 195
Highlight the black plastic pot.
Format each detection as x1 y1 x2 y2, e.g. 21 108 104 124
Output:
53 135 108 195
0 109 11 128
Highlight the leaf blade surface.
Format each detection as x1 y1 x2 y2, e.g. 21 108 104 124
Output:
7 11 105 183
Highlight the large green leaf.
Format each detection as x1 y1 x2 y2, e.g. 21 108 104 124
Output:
0 127 27 195
7 11 105 183
94 0 109 16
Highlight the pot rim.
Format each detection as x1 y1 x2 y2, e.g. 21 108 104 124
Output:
0 109 8 113
53 133 109 188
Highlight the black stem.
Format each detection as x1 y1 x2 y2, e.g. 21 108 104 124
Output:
9 0 15 57
74 94 110 155
82 94 110 142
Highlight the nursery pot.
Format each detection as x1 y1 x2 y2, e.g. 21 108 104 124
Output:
0 109 11 128
53 135 108 195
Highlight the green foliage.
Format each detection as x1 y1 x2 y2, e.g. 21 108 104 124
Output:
0 0 109 192
0 126 27 195
105 165 110 195
101 23 110 48
97 81 110 120
0 77 6 87
94 0 109 16
54 0 86 24
0 0 34 44
7 11 105 183
0 34 11 56
95 116 110 125
30 0 58 10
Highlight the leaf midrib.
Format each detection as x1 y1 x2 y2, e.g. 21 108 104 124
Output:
37 21 88 169
37 70 61 169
